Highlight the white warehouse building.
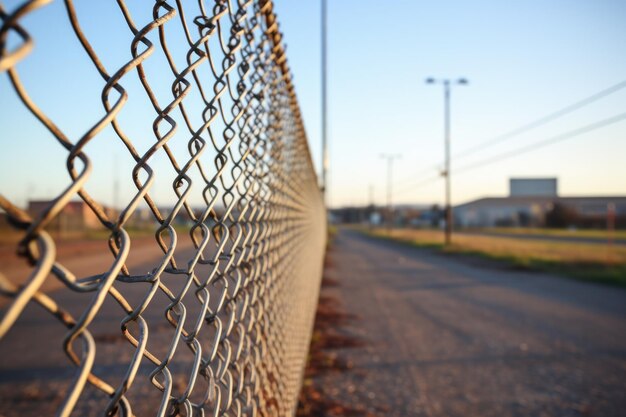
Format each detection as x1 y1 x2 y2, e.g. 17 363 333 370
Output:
454 178 626 228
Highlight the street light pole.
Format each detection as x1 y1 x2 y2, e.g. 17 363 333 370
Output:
444 80 451 246
426 77 468 246
381 154 401 231
321 0 328 203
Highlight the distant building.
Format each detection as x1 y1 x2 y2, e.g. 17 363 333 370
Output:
28 200 108 231
510 178 557 197
454 179 626 228
329 204 436 226
454 196 552 227
329 205 375 224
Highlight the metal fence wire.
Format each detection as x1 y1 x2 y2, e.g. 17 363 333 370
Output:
0 1 326 416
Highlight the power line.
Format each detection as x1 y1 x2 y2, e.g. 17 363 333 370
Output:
455 111 626 175
395 174 441 196
395 111 626 196
395 163 440 186
454 78 626 159
394 78 626 188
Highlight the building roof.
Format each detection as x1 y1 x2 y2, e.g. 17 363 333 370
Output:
455 195 626 209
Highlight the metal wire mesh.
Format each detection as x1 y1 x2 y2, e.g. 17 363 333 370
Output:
0 0 325 415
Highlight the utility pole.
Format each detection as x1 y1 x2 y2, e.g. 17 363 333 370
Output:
380 154 401 232
321 0 329 204
425 77 468 245
368 184 374 228
114 154 120 213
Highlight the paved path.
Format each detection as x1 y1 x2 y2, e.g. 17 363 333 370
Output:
325 229 626 417
0 239 200 416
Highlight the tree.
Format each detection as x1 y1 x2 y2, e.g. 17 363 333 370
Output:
545 203 578 228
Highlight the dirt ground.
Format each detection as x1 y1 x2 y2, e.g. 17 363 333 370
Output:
296 253 384 417
297 228 626 417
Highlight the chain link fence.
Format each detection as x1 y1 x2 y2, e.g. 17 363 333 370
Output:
0 0 325 415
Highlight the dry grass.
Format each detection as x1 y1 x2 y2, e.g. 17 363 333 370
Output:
375 228 626 264
480 227 626 240
366 227 626 285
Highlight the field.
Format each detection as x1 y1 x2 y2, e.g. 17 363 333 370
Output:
364 227 626 286
472 227 626 240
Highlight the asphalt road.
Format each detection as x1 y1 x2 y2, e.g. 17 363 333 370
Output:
2 230 626 416
322 229 626 417
0 239 201 416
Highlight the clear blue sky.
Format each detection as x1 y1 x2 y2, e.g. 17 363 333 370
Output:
1 0 625 210
274 0 626 207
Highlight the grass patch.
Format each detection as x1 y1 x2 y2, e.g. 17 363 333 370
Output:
474 227 626 241
325 224 338 250
362 227 626 287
